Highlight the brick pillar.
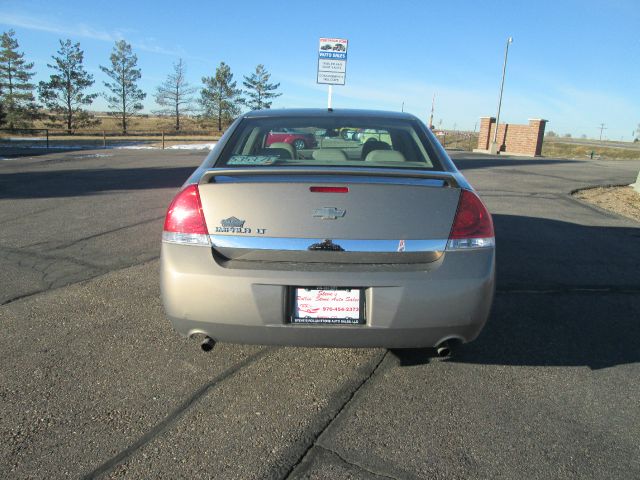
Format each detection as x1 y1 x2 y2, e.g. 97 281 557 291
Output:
528 119 547 156
477 117 494 150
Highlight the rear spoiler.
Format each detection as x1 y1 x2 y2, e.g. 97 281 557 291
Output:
199 167 460 188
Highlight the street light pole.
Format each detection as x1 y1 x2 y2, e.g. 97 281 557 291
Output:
492 36 513 152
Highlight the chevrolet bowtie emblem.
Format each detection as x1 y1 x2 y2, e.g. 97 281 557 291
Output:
313 207 346 220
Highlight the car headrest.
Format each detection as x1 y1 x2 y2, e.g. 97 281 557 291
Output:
267 142 296 159
312 149 348 161
365 150 406 162
361 140 391 160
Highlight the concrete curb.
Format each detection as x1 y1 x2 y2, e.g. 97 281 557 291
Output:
632 170 640 193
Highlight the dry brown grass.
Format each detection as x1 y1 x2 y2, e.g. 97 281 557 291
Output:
574 186 640 223
543 140 640 160
29 113 229 136
434 131 479 151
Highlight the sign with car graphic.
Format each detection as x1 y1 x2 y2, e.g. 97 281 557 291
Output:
317 38 348 85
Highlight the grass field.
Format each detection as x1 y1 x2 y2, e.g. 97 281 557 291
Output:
29 113 227 135
433 131 479 151
542 138 640 160
0 114 223 149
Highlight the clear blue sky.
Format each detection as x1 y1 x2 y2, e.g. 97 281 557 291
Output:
1 0 638 139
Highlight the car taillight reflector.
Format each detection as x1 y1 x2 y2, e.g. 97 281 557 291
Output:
162 184 210 245
447 190 494 250
310 186 349 193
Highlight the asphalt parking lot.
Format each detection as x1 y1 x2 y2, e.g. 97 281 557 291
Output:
1 148 639 479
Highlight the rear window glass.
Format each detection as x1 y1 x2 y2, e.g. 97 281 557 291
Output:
214 116 441 170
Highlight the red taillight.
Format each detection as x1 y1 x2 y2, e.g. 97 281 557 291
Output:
310 186 349 193
449 190 494 239
163 184 208 234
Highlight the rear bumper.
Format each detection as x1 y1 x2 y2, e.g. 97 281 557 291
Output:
160 243 495 348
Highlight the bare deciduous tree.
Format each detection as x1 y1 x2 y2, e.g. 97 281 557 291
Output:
154 59 196 131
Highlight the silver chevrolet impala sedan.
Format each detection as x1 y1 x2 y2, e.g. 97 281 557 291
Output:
161 109 495 352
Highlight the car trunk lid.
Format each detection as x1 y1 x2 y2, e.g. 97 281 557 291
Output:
197 168 461 264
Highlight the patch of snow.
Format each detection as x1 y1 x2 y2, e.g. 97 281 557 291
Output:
113 145 158 150
74 153 113 158
0 141 216 153
6 137 47 141
167 143 217 150
0 144 85 150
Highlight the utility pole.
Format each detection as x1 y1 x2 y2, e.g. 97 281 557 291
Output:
598 123 607 141
491 36 513 154
428 94 435 129
401 101 404 112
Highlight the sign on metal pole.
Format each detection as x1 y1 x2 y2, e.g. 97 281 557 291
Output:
318 38 348 109
317 38 348 85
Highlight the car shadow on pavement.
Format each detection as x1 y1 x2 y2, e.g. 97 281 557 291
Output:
0 147 90 158
450 155 578 171
0 166 196 198
393 214 640 370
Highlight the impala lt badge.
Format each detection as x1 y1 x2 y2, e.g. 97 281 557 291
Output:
313 207 346 220
216 216 266 234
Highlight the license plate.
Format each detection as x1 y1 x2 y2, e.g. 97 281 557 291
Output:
291 287 365 325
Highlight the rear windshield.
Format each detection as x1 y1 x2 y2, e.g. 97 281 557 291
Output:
214 116 442 170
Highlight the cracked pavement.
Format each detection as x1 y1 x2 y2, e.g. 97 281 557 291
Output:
0 149 639 479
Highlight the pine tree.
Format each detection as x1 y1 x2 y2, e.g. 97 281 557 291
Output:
242 64 281 110
0 30 38 128
200 62 243 131
38 39 98 134
100 40 145 134
154 59 196 131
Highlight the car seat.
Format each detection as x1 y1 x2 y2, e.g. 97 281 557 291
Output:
364 150 406 162
312 149 348 161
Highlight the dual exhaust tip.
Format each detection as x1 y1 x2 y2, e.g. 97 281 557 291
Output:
198 337 455 356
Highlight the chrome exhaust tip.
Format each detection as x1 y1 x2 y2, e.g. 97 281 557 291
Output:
200 337 215 352
435 337 465 358
436 339 460 357
436 344 451 357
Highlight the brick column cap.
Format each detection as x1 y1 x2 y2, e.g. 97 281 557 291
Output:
528 118 548 122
